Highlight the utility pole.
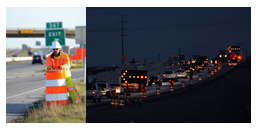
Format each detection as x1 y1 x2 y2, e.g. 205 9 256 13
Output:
179 47 181 62
118 14 128 65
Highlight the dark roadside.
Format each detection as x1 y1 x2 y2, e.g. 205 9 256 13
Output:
86 62 251 123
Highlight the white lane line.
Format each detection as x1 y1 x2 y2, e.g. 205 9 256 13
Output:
6 87 45 99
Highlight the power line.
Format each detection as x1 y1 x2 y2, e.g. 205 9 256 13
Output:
87 18 250 32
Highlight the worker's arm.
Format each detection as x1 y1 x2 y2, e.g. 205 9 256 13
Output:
60 53 71 70
45 55 53 70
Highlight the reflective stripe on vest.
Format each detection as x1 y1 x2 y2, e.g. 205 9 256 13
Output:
67 86 76 92
73 98 81 104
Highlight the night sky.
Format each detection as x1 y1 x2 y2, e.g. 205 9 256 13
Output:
86 7 251 67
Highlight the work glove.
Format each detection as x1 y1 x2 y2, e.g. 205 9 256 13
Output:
46 66 53 70
58 65 67 70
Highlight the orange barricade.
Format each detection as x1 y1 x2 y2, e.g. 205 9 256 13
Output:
45 69 68 106
141 91 147 100
126 93 131 104
156 88 160 96
199 75 202 82
182 81 185 89
110 98 114 107
114 96 119 107
119 97 125 108
190 79 193 85
214 68 217 73
211 70 214 76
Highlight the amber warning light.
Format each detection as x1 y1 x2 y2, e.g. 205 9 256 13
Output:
121 70 147 83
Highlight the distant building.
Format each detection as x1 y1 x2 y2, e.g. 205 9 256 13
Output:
22 44 28 50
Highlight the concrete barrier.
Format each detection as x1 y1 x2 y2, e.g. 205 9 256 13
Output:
6 57 32 62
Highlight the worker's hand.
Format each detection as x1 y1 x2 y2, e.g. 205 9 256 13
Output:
58 65 63 70
46 66 52 70
59 65 67 70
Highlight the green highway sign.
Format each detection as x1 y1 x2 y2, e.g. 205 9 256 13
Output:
45 29 65 46
46 22 62 29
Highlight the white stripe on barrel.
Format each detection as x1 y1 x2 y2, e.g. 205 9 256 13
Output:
46 93 68 101
45 79 66 87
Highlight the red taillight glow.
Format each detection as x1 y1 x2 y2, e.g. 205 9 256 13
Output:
148 79 150 82
116 87 120 89
157 79 159 82
106 88 109 91
182 73 186 74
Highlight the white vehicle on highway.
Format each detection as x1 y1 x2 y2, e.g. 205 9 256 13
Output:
86 83 101 102
110 83 124 95
176 69 188 79
162 70 177 82
96 81 112 98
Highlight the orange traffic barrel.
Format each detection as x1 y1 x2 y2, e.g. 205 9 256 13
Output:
214 68 217 73
218 66 221 71
207 73 211 78
126 93 131 104
211 70 214 76
141 91 147 100
156 88 160 96
182 81 185 89
45 69 68 106
199 75 202 82
170 84 174 92
114 96 119 107
110 98 114 107
189 79 193 85
119 97 125 108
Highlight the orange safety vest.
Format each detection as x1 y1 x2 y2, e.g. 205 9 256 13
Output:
46 51 71 77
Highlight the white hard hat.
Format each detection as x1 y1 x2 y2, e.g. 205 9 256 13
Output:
51 41 62 49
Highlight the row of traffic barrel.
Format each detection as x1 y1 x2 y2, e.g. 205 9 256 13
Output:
155 64 222 96
110 93 134 108
110 64 222 108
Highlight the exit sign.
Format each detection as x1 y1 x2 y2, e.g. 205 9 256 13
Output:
45 29 65 46
46 22 62 29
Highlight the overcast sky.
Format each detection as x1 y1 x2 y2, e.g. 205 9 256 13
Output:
86 7 251 67
6 7 86 49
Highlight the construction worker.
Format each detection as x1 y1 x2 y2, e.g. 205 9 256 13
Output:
45 41 81 104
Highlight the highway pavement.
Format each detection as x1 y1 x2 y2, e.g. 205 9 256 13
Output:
86 63 251 123
6 61 85 122
86 63 233 106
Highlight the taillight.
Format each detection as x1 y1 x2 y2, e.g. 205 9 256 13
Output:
106 88 109 91
116 87 120 89
182 73 186 74
172 74 175 76
148 79 150 82
163 74 166 76
157 79 159 82
92 91 95 95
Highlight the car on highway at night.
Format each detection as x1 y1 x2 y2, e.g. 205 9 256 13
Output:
148 75 162 86
181 64 193 73
86 82 101 103
176 69 188 79
110 83 124 95
96 81 112 98
32 55 43 64
162 70 177 82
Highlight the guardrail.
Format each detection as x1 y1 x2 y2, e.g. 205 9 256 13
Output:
6 57 32 62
